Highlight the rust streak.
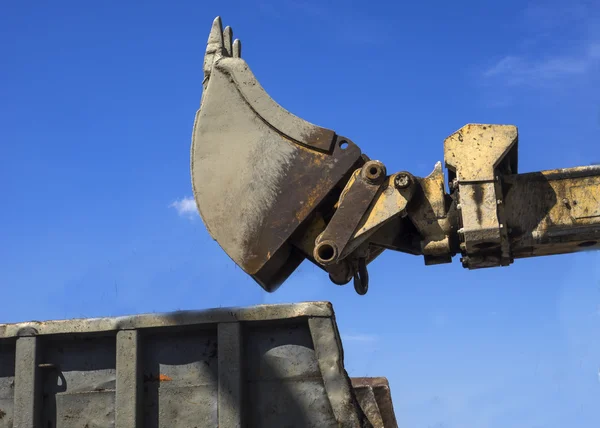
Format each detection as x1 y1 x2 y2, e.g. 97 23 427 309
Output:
295 179 330 222
144 373 173 383
159 374 173 382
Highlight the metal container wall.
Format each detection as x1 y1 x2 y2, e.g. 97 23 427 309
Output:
0 301 397 428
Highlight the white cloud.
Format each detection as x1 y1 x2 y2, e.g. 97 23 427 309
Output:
170 197 199 218
483 43 600 87
342 333 378 343
481 1 600 88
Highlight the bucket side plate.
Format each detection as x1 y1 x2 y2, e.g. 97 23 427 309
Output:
192 56 361 291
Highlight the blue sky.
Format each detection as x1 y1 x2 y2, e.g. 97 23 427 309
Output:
1 0 599 426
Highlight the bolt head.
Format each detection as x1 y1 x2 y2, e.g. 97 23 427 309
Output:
394 173 411 189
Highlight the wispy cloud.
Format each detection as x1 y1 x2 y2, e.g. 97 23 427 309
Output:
342 333 379 343
481 1 600 88
483 42 600 87
170 197 198 218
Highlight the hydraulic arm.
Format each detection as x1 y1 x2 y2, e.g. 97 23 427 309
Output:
192 17 600 294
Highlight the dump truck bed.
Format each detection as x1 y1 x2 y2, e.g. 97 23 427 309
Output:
0 301 397 427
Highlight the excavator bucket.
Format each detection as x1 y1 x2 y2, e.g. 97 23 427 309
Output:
191 17 363 291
